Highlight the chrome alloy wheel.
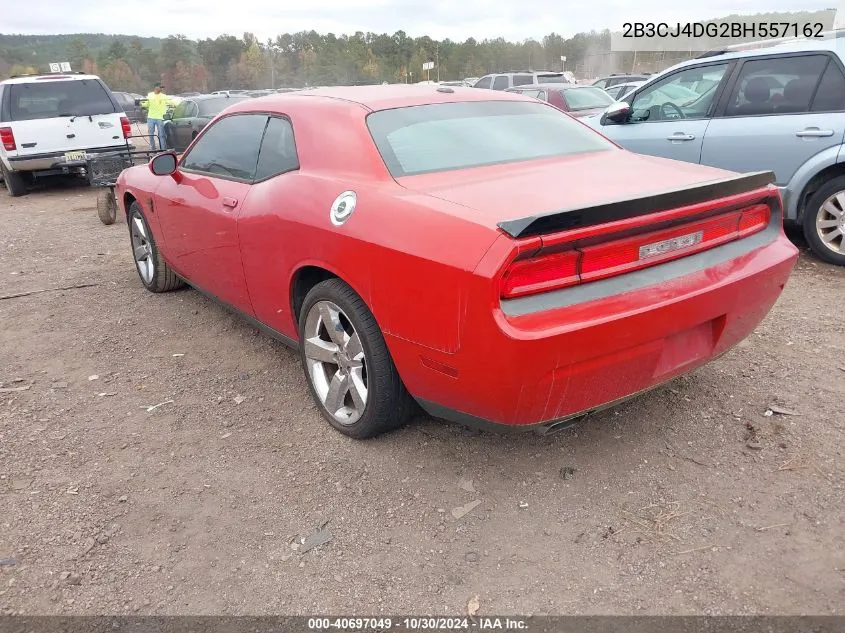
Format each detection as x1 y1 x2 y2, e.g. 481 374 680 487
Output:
303 300 368 425
130 215 155 284
816 191 845 256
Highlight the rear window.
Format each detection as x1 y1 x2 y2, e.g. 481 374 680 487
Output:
366 101 614 177
8 79 116 121
536 74 567 83
561 86 615 110
198 96 248 116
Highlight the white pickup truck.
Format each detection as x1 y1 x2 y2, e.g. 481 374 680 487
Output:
0 72 131 196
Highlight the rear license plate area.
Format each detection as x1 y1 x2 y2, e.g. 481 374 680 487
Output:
653 316 726 378
64 151 87 162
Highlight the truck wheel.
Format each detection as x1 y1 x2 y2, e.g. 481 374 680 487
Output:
97 189 117 225
298 279 414 439
1 163 27 197
803 175 845 266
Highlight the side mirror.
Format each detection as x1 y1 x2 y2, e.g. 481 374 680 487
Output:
600 101 631 125
149 152 178 176
134 99 141 106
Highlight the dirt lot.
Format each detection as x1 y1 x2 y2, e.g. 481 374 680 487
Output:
0 181 843 616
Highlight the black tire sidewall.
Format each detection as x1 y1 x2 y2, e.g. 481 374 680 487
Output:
297 280 401 439
1 163 26 197
803 176 845 265
128 202 161 291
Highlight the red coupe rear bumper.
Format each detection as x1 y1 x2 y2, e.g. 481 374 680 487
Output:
388 231 798 430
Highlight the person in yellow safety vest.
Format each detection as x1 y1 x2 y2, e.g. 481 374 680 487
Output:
140 83 177 151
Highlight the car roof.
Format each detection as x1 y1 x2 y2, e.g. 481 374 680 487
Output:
657 36 845 76
0 72 101 85
251 84 531 112
507 83 586 91
187 93 250 101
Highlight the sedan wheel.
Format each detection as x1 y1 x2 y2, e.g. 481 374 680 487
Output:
131 214 155 284
303 300 368 426
127 202 185 293
815 191 845 256
803 176 845 266
298 279 414 438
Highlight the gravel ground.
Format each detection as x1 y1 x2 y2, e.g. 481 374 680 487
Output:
0 181 843 616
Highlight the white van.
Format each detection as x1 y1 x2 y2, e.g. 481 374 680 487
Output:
0 72 131 196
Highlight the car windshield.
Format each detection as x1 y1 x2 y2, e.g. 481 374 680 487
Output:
366 100 614 177
7 79 116 120
197 96 249 116
561 87 615 110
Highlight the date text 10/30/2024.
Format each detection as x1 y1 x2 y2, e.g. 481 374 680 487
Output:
307 617 529 630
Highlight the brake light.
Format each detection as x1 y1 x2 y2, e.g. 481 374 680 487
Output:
0 127 16 151
501 250 579 298
120 116 131 139
500 203 772 299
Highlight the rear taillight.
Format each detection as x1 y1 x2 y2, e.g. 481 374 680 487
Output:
0 127 16 151
500 203 772 299
501 250 579 298
120 117 131 139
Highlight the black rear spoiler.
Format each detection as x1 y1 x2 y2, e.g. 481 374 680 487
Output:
497 171 776 238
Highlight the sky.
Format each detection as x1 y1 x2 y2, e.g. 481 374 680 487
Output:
1 0 840 42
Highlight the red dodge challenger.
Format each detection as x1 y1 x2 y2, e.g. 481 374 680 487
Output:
115 85 798 439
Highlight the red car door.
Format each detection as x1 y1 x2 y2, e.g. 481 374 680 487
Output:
153 113 270 314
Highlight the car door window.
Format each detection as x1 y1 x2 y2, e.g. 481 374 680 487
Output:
172 102 188 119
492 76 509 90
811 59 845 112
725 54 828 117
512 74 534 87
474 76 492 89
180 114 268 181
593 79 608 89
630 63 729 122
184 101 198 117
255 116 299 181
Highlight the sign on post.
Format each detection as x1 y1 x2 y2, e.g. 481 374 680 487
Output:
49 63 60 73
422 61 434 70
60 62 72 72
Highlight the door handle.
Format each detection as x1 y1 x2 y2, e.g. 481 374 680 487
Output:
222 197 238 209
666 133 696 141
795 128 834 138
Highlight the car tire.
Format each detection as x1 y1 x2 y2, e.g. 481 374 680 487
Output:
298 278 414 439
127 201 185 293
803 176 845 266
1 163 28 197
97 189 117 225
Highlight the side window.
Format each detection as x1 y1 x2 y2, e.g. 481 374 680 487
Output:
725 55 827 116
171 102 188 119
512 74 534 87
811 60 845 112
181 114 268 181
492 76 509 90
474 76 492 89
185 101 199 118
631 63 729 122
593 79 607 89
255 116 299 181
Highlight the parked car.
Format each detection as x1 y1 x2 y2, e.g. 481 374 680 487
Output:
472 71 570 90
163 93 250 152
210 90 248 96
592 74 651 90
585 35 845 265
115 85 797 439
604 81 645 100
112 91 146 122
506 84 615 117
0 71 131 196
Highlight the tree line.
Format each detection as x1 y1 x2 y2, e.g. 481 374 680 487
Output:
0 10 831 94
